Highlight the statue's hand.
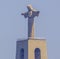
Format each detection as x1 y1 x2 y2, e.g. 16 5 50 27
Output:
21 13 25 15
21 12 28 18
36 11 40 17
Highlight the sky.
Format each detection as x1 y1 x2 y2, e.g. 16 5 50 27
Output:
0 0 60 59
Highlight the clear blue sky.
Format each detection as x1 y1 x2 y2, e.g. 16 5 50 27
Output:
0 0 60 59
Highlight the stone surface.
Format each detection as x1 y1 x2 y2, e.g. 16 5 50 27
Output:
16 39 47 59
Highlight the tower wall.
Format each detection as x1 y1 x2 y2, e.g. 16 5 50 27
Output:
16 39 47 59
16 40 28 59
28 39 47 59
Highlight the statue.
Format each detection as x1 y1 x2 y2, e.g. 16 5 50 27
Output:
21 4 40 38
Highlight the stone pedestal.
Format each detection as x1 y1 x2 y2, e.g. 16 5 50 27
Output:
16 39 47 59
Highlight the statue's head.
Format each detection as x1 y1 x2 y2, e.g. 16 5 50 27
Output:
27 4 33 11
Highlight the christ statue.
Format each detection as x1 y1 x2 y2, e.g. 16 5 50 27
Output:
21 4 40 38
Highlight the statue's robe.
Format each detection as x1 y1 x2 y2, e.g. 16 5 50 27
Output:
21 6 40 37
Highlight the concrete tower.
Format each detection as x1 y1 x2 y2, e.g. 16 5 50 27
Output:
16 5 48 59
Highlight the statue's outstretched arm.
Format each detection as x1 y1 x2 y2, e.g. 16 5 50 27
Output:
21 12 28 18
33 11 40 17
